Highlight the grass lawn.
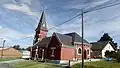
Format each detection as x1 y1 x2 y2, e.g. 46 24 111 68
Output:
0 58 19 62
72 60 120 68
11 60 64 68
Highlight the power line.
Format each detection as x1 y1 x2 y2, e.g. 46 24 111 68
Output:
48 12 82 30
85 13 120 26
8 39 32 47
13 40 32 45
4 36 33 47
3 1 120 45
48 2 120 30
84 2 120 13
10 36 33 42
85 0 118 10
11 2 120 42
15 1 120 35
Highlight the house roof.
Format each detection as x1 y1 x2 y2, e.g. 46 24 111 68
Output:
64 32 89 44
109 41 117 51
91 41 109 51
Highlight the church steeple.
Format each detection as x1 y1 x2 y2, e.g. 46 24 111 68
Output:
36 11 47 31
33 11 48 45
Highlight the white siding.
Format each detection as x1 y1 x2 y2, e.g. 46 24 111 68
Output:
102 43 115 58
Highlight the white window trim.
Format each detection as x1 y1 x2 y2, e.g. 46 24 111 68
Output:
50 47 56 50
51 50 55 57
50 47 56 57
77 47 82 55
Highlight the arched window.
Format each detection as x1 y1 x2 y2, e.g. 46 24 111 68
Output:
78 48 82 54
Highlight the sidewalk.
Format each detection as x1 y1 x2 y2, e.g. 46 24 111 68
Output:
70 59 101 66
0 59 25 63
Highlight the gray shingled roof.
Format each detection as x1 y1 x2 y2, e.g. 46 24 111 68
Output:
109 41 117 51
54 33 73 46
33 33 73 48
34 37 51 48
33 32 90 48
91 41 108 51
64 32 89 44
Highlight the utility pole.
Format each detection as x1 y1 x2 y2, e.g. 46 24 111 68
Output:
81 9 84 68
1 40 5 59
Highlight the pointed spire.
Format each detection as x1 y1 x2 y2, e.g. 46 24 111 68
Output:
33 11 48 44
35 11 47 31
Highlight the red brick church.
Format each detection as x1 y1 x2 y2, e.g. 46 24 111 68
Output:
31 11 91 63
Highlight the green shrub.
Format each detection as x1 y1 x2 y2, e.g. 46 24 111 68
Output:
104 51 120 62
105 51 116 58
116 51 120 62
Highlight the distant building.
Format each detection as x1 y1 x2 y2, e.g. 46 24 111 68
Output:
21 50 30 59
0 48 22 58
31 11 91 63
91 41 116 58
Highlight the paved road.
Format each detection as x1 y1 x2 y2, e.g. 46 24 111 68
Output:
0 63 13 68
0 59 26 68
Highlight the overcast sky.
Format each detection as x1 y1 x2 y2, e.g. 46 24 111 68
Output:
0 0 120 48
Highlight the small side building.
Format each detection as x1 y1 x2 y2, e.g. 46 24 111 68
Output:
0 48 22 58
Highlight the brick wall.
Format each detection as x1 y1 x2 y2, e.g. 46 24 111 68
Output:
61 47 75 60
76 44 91 59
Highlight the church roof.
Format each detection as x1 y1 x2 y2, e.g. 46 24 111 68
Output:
53 32 72 46
33 32 90 48
33 37 51 48
65 32 89 44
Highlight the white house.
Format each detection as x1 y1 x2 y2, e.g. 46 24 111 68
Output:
91 41 117 58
